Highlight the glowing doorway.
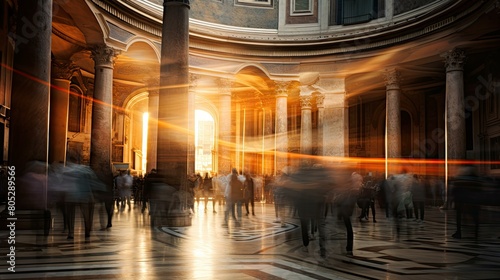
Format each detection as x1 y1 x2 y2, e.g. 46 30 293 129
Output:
195 110 215 174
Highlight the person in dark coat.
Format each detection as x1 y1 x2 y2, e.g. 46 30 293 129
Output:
244 172 255 216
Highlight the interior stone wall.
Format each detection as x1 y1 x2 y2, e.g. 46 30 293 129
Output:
190 0 278 29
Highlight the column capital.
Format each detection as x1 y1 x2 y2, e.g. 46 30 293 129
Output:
189 73 199 89
146 77 160 96
384 68 401 90
217 78 233 96
442 48 466 72
274 80 291 97
91 45 119 69
51 59 78 80
299 95 312 109
315 94 325 108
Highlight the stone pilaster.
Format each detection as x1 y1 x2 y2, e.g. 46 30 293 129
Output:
442 48 466 174
315 94 325 156
10 0 52 211
275 81 290 174
384 68 401 175
157 0 190 188
299 93 313 166
315 78 347 158
50 60 77 165
218 78 232 175
90 45 117 188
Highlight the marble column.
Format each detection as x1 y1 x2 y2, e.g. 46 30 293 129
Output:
299 93 313 166
146 78 159 173
49 60 76 165
316 94 325 156
187 74 198 175
384 68 401 175
443 48 466 175
10 0 52 210
157 0 190 187
275 81 289 174
90 45 117 187
218 78 232 175
263 97 274 175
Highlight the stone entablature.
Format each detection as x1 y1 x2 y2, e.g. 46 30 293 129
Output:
88 0 491 60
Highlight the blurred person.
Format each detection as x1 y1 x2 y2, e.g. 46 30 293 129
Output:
272 167 293 227
243 171 255 216
286 164 331 257
62 158 106 239
224 168 244 226
186 173 198 214
202 173 215 213
115 170 133 209
450 165 484 239
392 169 414 219
142 169 164 214
412 174 426 222
329 169 359 257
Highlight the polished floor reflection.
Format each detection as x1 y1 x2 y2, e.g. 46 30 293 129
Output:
1 201 500 279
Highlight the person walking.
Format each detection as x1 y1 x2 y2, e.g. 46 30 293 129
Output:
244 172 255 216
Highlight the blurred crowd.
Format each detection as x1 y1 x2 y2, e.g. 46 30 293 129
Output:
1 159 499 254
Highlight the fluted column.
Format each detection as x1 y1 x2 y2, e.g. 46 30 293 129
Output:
10 0 52 210
299 93 313 166
90 45 117 187
275 81 289 174
157 0 190 187
49 60 76 165
146 77 159 173
316 94 325 156
443 49 467 169
218 78 232 175
384 68 401 175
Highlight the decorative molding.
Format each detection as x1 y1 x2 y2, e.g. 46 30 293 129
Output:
442 48 466 72
299 95 312 109
90 0 487 58
315 94 325 108
52 26 87 48
314 78 344 93
107 21 135 43
51 60 79 80
274 81 290 97
189 73 199 89
91 45 119 68
217 78 233 95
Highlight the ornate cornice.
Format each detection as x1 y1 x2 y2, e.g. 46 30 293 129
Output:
90 0 490 58
442 48 466 72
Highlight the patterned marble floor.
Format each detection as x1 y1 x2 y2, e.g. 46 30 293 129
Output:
1 201 500 279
